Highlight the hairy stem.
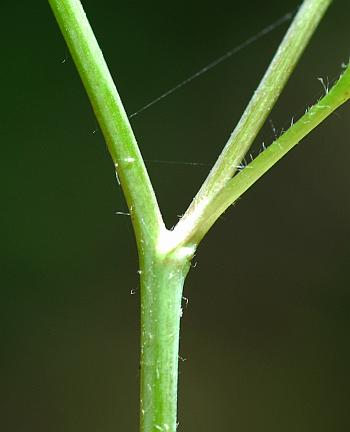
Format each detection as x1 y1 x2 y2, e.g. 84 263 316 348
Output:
48 0 345 431
172 0 333 249
174 65 350 244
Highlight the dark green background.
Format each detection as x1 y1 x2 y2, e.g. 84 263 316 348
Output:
2 1 350 431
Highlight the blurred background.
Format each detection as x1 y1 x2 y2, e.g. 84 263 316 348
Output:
1 0 350 430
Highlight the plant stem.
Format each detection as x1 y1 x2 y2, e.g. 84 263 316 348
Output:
140 246 194 432
173 65 350 244
173 0 333 248
48 1 196 430
48 0 344 431
48 0 164 249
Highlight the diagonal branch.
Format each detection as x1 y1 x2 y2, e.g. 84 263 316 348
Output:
169 65 350 247
170 0 334 250
48 0 165 248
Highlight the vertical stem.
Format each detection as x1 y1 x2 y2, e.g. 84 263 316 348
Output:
140 244 194 432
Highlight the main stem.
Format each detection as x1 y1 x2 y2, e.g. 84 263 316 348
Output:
140 242 194 432
48 1 339 431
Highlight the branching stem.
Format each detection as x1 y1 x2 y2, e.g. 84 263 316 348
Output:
47 1 349 431
172 0 334 249
173 66 350 245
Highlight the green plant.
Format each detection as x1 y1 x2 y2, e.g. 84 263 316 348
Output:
48 0 349 431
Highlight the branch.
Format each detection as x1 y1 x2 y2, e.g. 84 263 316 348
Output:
169 0 334 250
172 65 350 246
48 0 165 248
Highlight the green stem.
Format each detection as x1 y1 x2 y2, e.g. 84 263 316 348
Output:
175 65 350 244
48 0 164 249
48 0 343 430
172 0 333 249
140 246 195 432
48 1 196 430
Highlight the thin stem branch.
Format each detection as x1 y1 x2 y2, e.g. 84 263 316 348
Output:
173 65 350 245
172 0 333 249
48 0 164 248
